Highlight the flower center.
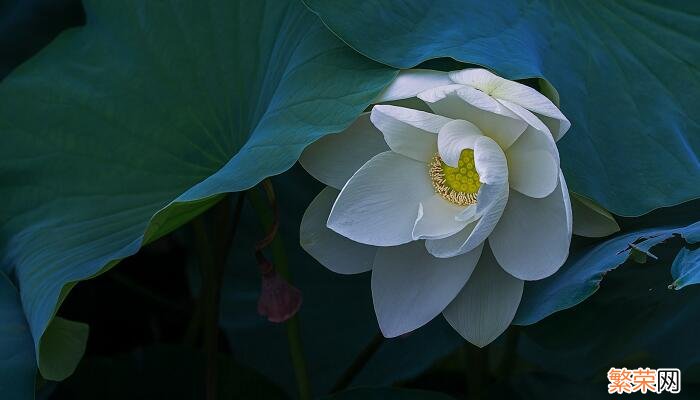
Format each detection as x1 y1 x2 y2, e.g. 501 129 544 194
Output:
428 150 481 206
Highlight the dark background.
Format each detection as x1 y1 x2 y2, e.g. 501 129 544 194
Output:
3 1 699 399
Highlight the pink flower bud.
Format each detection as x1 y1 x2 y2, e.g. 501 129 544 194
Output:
257 267 302 323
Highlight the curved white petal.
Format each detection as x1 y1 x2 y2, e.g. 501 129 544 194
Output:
497 99 551 139
328 151 433 246
300 113 388 189
375 69 452 102
496 84 570 141
416 83 463 104
373 241 483 337
499 97 571 146
370 105 451 162
448 68 504 92
474 136 508 185
418 84 527 149
442 244 524 347
426 222 475 258
536 113 570 142
505 126 559 198
491 81 569 141
426 183 508 258
571 194 620 238
412 194 470 240
562 171 573 236
489 171 572 281
449 68 570 141
437 119 483 167
456 204 478 223
300 187 377 274
503 109 560 165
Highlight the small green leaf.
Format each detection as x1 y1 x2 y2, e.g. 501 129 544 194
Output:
670 247 700 290
38 317 89 381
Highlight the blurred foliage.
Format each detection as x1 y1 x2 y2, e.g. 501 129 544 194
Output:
51 345 289 399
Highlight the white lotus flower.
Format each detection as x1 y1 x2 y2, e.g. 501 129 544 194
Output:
299 68 618 346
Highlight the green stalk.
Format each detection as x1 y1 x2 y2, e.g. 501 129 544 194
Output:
192 215 220 400
191 194 244 400
248 185 312 400
331 333 384 393
465 344 489 400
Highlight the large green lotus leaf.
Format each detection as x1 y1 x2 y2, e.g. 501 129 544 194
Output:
305 0 700 216
0 0 395 380
0 271 35 400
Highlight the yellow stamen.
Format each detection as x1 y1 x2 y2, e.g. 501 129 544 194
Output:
428 150 481 206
